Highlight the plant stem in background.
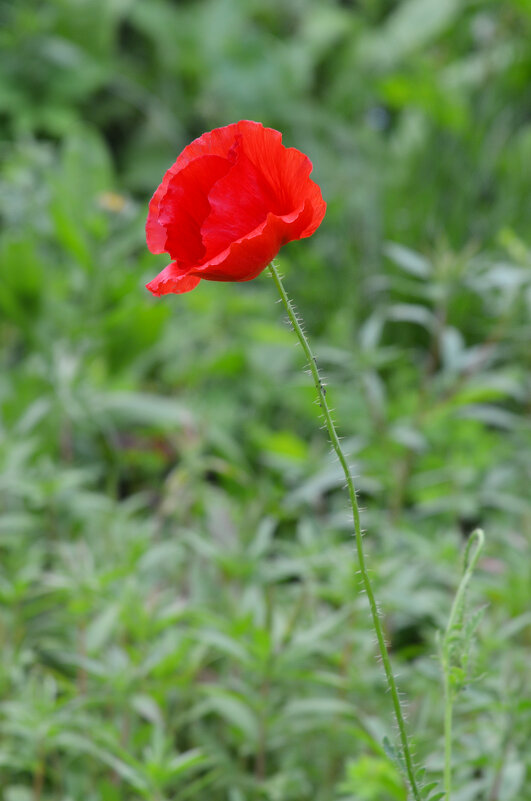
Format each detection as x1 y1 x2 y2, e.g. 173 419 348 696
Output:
441 528 485 801
268 262 422 801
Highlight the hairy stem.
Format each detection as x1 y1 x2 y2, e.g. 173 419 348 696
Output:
268 263 421 800
441 528 485 800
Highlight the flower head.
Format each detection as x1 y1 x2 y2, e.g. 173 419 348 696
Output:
145 120 326 295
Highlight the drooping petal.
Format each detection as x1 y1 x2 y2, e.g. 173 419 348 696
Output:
195 201 315 283
146 262 201 296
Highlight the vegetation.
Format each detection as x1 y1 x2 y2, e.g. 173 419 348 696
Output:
1 1 530 799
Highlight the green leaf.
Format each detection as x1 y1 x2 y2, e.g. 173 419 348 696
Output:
85 604 120 653
421 781 440 797
167 748 206 778
384 242 432 278
198 691 259 743
54 732 148 793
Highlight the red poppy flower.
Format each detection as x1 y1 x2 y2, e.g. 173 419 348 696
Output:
145 120 326 295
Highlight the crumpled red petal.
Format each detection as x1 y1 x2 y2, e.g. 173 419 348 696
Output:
146 263 201 296
195 201 315 282
159 154 232 265
146 124 253 255
201 147 283 262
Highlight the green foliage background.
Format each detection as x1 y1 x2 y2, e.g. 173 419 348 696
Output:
1 1 530 799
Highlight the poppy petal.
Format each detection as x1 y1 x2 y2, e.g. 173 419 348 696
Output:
156 154 232 264
145 193 169 255
176 120 279 170
201 148 283 261
146 263 201 296
196 201 315 282
145 125 247 254
230 122 326 239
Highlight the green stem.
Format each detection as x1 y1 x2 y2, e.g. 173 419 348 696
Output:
268 263 421 800
441 528 484 801
443 670 452 801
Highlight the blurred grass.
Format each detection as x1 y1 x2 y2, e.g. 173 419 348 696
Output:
0 0 530 799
